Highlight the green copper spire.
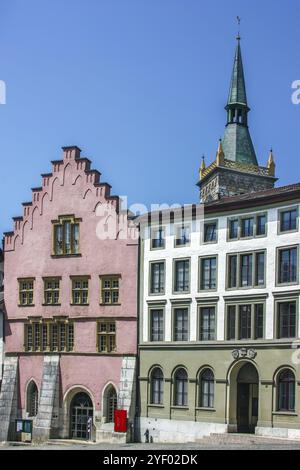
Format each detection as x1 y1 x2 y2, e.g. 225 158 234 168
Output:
222 37 258 166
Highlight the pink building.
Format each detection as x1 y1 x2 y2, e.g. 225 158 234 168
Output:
0 146 138 442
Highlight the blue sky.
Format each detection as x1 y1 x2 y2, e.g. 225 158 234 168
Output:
0 0 300 235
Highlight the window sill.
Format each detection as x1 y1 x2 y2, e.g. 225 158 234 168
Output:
42 303 61 307
272 411 297 417
51 254 82 259
196 407 216 412
170 406 189 411
278 229 298 235
99 303 121 307
70 303 89 307
18 304 35 308
147 404 165 409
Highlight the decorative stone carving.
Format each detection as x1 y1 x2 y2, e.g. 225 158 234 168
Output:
232 348 257 360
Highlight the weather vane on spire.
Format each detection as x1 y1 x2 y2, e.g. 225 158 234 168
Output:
236 16 241 41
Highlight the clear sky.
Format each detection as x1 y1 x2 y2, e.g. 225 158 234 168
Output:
0 0 300 235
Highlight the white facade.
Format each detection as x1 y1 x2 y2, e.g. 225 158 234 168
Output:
141 202 300 344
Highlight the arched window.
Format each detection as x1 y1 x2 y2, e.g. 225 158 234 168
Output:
106 386 118 423
278 369 295 412
199 369 214 408
27 381 39 417
174 368 188 407
150 368 164 405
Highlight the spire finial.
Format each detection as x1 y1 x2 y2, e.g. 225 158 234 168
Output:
267 148 276 176
199 155 206 179
216 139 225 166
236 16 241 41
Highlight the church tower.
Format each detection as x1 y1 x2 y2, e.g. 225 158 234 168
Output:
198 36 277 202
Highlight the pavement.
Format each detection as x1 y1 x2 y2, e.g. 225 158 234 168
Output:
2 433 300 450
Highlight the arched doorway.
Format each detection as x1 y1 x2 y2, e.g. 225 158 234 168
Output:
236 363 259 433
70 392 93 440
103 385 118 423
26 381 39 417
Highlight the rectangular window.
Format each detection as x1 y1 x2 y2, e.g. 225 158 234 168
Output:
200 257 217 290
175 225 190 247
53 216 80 256
256 215 267 236
174 259 190 293
241 217 254 238
199 307 216 341
254 304 264 339
227 251 265 289
278 301 296 339
227 306 236 340
240 254 253 287
278 247 298 285
100 276 120 304
97 321 116 353
71 277 89 305
19 279 34 306
280 209 297 233
150 309 164 342
44 278 60 305
25 320 74 352
151 227 165 249
174 308 189 341
150 262 165 294
204 222 217 243
239 305 252 340
226 303 264 341
229 219 239 240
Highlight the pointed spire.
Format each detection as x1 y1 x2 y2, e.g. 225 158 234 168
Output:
267 148 276 176
227 37 248 107
199 155 206 180
216 139 225 166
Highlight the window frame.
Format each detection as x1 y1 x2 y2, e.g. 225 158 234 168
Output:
174 223 191 248
52 215 82 257
149 367 164 406
18 278 35 307
149 307 165 342
97 320 117 354
277 368 296 412
276 245 299 287
198 304 217 342
43 276 61 306
172 306 190 342
198 368 215 409
225 301 266 341
226 250 266 290
100 275 121 305
199 255 218 292
70 276 90 306
278 207 299 235
275 298 298 340
173 258 191 294
149 260 166 296
150 225 166 251
24 319 74 352
227 212 268 242
202 219 218 245
173 367 189 408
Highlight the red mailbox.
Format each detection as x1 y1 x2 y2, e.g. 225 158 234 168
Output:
114 409 127 433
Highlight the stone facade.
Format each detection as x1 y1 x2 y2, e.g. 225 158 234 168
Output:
2 146 138 442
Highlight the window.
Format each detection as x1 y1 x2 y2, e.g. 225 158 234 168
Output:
226 303 264 341
174 368 188 407
25 320 74 352
227 251 265 289
43 278 60 305
199 369 214 408
71 277 89 305
27 381 39 417
228 214 267 240
150 262 165 294
204 222 217 243
200 257 217 290
280 209 297 233
241 217 254 238
239 305 252 340
256 215 267 236
175 225 190 247
150 368 164 405
97 321 116 353
100 276 120 304
229 219 239 240
278 247 298 285
19 279 34 306
174 259 190 293
151 227 165 249
150 309 164 342
173 308 189 341
53 216 80 256
277 370 295 412
277 301 296 339
199 307 216 341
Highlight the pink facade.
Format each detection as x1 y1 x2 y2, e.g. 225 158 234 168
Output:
3 146 138 441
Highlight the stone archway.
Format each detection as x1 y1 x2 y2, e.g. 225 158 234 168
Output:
228 361 259 434
69 392 93 440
